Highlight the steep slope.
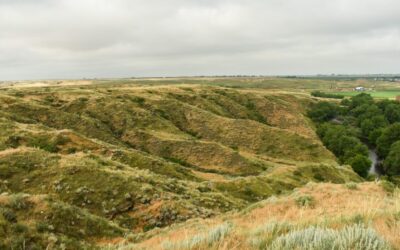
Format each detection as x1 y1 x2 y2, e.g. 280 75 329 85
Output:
0 84 362 249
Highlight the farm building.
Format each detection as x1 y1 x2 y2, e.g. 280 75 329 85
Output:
354 86 365 91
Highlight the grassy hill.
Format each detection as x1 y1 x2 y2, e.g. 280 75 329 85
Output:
0 79 388 249
121 182 399 250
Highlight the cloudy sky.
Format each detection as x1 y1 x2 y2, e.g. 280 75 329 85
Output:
1 0 400 80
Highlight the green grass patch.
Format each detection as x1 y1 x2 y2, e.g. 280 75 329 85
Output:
330 91 400 99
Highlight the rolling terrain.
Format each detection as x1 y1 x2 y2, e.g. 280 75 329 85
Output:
0 78 398 249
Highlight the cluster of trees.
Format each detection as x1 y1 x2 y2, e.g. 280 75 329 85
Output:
309 93 400 177
311 91 344 99
316 123 370 177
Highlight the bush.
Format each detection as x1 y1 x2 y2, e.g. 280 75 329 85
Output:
36 221 49 233
308 102 340 122
9 194 30 210
295 195 315 208
12 223 28 233
380 180 396 193
345 155 371 178
1 208 17 223
345 182 358 190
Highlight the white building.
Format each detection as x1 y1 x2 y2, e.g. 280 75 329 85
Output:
354 87 365 91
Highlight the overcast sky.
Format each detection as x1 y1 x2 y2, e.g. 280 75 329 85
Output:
1 0 400 80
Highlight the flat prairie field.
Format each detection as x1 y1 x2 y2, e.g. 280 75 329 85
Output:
331 90 400 99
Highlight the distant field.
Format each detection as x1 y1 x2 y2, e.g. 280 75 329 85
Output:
331 90 400 99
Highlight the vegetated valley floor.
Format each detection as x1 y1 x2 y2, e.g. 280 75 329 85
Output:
0 79 398 249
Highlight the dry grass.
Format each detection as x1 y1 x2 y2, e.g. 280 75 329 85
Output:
113 182 399 250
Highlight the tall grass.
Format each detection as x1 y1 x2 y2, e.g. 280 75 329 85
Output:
161 223 232 250
248 221 293 249
268 224 391 250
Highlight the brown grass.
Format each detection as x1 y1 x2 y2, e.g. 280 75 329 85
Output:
123 182 400 250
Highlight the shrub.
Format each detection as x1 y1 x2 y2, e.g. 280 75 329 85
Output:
294 195 315 208
308 102 340 122
28 136 58 153
1 208 17 223
380 180 396 193
36 221 49 233
12 223 28 233
5 135 21 148
345 182 358 190
9 194 30 210
345 155 371 178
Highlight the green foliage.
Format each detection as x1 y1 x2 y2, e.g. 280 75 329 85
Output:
351 104 381 123
383 141 400 175
345 155 371 178
368 128 384 146
377 123 400 158
384 103 400 123
360 115 388 139
380 180 396 193
0 208 16 223
311 91 344 99
348 93 374 109
11 223 28 234
345 182 358 190
317 123 368 167
35 221 50 233
311 93 400 178
8 194 30 210
47 202 125 238
308 101 340 122
295 195 315 208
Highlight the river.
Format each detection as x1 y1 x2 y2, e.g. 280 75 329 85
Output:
368 148 382 176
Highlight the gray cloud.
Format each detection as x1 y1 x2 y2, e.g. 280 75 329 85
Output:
0 0 399 80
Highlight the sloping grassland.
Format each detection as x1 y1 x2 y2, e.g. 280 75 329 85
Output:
0 84 361 249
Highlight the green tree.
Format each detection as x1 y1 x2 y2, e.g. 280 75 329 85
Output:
383 141 400 175
376 99 393 111
317 123 368 165
360 115 388 138
376 123 400 158
308 101 339 122
368 128 384 146
345 155 371 178
351 104 381 127
384 103 400 123
349 93 374 109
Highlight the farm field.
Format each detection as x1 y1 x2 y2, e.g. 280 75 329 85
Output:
331 90 400 99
